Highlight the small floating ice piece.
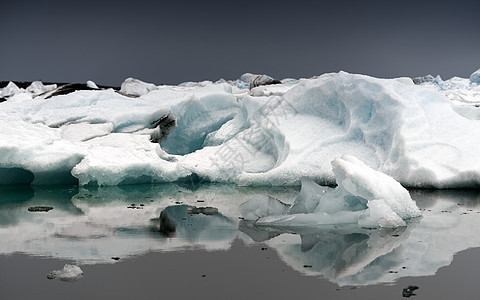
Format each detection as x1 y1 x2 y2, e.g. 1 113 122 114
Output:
47 264 84 282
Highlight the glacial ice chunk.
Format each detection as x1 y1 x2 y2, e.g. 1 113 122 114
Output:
331 155 420 221
241 155 421 228
86 80 99 89
25 81 57 96
470 68 480 85
289 178 331 214
47 264 84 282
120 77 158 96
0 82 22 98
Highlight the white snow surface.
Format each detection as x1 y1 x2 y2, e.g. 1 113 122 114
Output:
241 155 421 228
416 69 480 120
1 70 480 188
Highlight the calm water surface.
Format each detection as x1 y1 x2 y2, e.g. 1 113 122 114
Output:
1 184 480 299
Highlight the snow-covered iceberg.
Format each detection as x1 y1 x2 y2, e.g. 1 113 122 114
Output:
240 155 421 228
1 70 480 188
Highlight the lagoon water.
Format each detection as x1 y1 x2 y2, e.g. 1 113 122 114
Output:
1 183 480 299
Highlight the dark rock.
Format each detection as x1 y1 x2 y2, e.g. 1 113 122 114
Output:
335 286 357 291
27 206 54 212
150 113 177 143
44 83 99 99
250 75 282 89
303 265 313 268
111 257 120 261
412 75 434 85
402 285 419 297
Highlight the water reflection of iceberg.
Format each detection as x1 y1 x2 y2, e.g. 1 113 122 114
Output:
0 183 272 264
240 221 414 285
1 185 480 287
240 189 480 286
155 204 236 242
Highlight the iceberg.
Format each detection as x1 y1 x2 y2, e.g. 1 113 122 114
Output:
240 155 421 228
1 70 480 188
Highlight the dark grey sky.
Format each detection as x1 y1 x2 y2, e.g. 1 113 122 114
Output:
1 0 479 86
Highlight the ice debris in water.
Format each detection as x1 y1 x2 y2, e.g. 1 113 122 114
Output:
47 264 84 282
240 155 421 228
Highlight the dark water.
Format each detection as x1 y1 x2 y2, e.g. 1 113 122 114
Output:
1 184 480 299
